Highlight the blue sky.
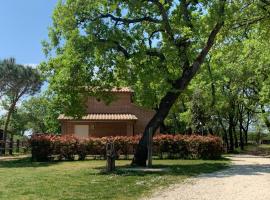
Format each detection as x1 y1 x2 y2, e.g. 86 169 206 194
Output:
0 0 58 65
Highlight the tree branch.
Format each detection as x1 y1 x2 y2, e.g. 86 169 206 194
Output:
146 50 166 62
232 15 269 29
180 0 193 29
172 0 226 89
191 22 224 74
97 39 166 62
148 0 175 42
148 29 165 48
93 13 161 24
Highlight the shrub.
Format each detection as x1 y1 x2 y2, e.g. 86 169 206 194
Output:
77 139 88 160
58 135 79 161
30 134 54 161
197 135 223 159
30 134 223 161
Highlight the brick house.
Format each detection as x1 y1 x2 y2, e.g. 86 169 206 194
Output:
58 87 157 137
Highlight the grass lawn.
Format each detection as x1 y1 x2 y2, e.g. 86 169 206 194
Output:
237 144 270 156
0 157 229 200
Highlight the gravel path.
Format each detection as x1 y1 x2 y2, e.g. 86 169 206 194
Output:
146 155 270 200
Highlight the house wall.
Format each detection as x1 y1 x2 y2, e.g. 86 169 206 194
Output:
129 104 156 135
92 122 127 137
86 93 131 114
61 121 134 137
61 92 158 137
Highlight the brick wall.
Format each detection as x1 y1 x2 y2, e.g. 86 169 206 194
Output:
61 92 158 137
86 93 131 114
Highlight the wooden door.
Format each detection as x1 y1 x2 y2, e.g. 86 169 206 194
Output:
74 125 89 138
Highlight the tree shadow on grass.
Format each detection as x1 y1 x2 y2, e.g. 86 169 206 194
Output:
0 157 61 168
99 156 270 178
98 162 229 177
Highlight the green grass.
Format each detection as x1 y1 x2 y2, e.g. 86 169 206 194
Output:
258 144 270 149
237 144 270 156
0 157 229 200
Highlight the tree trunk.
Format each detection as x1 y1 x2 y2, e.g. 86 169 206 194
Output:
228 116 234 152
206 59 216 107
3 104 14 155
239 125 244 150
244 112 251 145
159 121 167 133
132 90 180 166
217 113 229 152
223 130 229 153
261 105 270 133
244 129 248 145
233 126 238 149
238 112 244 150
208 127 214 135
131 14 225 166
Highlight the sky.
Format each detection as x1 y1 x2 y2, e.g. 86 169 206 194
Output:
0 1 58 117
0 0 58 65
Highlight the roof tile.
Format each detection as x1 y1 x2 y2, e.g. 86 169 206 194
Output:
58 114 138 121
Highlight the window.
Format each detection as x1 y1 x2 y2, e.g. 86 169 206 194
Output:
74 125 89 138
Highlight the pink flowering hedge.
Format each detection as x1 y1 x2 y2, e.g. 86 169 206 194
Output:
30 134 223 161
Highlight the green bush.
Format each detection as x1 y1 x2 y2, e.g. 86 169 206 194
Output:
30 134 223 161
30 134 54 161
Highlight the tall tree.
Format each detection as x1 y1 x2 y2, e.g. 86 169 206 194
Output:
43 0 228 166
43 0 270 165
0 58 42 154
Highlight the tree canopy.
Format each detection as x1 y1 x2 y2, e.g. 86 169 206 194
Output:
0 58 42 154
42 0 270 165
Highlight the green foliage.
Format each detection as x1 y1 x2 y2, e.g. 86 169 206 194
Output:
169 0 270 134
38 0 270 152
6 109 29 135
0 58 43 138
21 94 62 134
42 0 229 115
0 58 42 98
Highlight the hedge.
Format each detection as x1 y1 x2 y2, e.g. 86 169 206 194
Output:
30 134 223 161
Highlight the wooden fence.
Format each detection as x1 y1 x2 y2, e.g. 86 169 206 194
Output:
0 129 28 155
0 140 28 155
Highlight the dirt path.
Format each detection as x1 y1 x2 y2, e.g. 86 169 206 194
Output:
146 155 270 200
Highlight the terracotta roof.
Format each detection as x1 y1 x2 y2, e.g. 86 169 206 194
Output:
58 114 138 121
84 86 133 93
110 87 134 93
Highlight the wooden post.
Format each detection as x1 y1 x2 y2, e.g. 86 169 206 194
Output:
16 140 20 153
9 134 13 155
0 130 3 156
147 127 153 168
106 142 116 172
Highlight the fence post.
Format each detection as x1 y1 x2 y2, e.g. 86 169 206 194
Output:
0 130 3 156
147 127 153 168
106 142 116 172
16 140 20 153
9 134 13 155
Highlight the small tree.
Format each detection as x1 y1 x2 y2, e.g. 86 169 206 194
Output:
0 58 42 154
21 94 62 134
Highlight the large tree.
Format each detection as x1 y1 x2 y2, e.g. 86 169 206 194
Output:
43 0 270 165
0 58 42 154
